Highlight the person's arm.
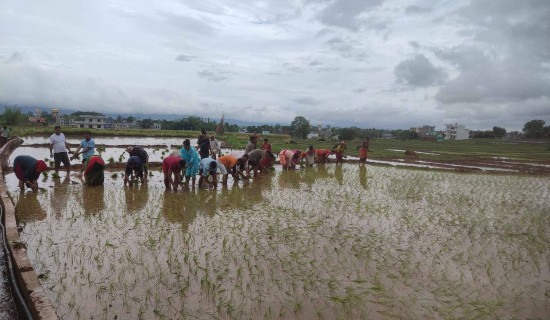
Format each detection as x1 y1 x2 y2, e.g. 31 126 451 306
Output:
29 180 38 192
65 142 71 153
49 136 54 154
72 146 82 159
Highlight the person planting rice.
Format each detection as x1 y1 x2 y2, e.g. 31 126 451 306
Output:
216 155 248 184
13 155 48 192
247 149 274 177
198 157 218 189
162 156 186 190
124 156 145 186
304 145 315 167
358 138 370 164
315 149 332 164
126 145 149 178
180 139 200 187
71 132 95 173
334 141 346 164
260 150 275 169
279 149 300 170
260 138 271 151
83 155 105 186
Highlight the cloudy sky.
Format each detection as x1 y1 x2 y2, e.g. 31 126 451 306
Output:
1 0 549 130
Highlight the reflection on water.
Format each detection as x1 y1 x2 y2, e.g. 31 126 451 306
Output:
334 164 343 186
51 176 71 219
15 192 46 223
359 165 367 189
83 185 105 215
124 184 148 214
161 191 197 231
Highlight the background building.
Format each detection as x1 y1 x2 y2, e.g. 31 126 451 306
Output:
410 125 436 137
74 115 107 129
445 123 470 140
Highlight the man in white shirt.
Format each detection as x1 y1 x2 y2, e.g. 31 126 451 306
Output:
49 126 71 175
209 134 221 159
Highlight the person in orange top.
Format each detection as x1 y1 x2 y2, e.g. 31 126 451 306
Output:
260 138 271 151
358 138 370 164
216 155 248 184
315 149 332 164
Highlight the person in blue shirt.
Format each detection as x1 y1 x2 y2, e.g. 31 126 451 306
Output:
180 139 200 187
124 156 145 186
198 157 218 189
71 132 95 173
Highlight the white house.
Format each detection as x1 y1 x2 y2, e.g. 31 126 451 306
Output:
445 123 470 140
74 115 107 129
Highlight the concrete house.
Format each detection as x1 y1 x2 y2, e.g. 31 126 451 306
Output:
444 123 470 140
74 115 107 129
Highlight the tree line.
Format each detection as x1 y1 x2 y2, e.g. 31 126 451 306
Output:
1 106 549 140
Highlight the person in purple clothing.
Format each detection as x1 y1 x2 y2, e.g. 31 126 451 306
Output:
124 156 145 186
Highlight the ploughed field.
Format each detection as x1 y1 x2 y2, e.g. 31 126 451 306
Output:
7 163 550 319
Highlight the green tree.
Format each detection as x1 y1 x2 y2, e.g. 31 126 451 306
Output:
290 116 311 139
1 106 24 125
140 118 154 129
492 126 506 138
338 128 356 141
523 120 545 139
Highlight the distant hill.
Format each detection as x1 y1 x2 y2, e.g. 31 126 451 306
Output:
0 105 278 127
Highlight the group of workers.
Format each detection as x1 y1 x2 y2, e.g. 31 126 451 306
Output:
12 127 370 192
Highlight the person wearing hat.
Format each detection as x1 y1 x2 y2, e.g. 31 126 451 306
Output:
334 141 346 163
162 156 186 190
13 155 48 191
126 145 149 178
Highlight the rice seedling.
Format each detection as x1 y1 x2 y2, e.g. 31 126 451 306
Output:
7 161 550 319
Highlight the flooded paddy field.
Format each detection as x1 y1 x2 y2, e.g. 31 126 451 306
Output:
6 163 550 319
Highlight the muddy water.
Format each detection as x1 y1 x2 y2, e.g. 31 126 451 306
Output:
6 165 550 319
20 135 196 147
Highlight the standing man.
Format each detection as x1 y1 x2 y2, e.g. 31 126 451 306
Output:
197 129 211 159
209 135 221 159
71 132 95 173
126 146 149 178
0 125 10 147
49 126 71 176
13 155 48 192
180 139 200 187
244 135 256 155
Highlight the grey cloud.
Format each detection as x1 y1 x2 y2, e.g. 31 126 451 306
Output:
405 6 432 15
161 12 218 36
434 45 550 104
175 54 196 62
352 88 366 93
317 0 384 31
409 41 420 49
324 37 353 52
315 28 333 38
309 60 322 66
197 70 227 82
394 54 447 87
294 97 318 105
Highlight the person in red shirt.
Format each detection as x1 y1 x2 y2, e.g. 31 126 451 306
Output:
84 156 105 186
315 149 332 164
260 138 271 151
162 156 186 190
